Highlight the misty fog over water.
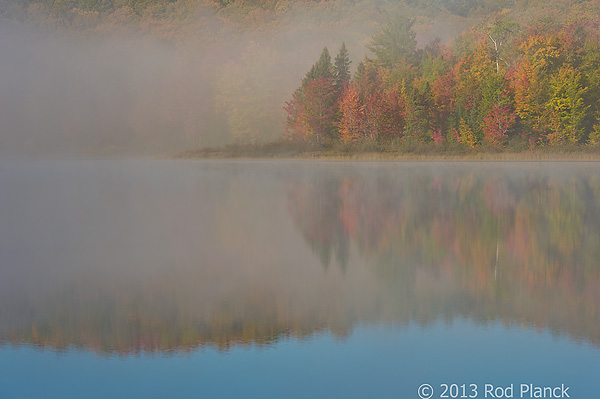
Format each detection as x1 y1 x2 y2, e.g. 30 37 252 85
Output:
0 0 474 158
0 10 371 156
1 20 210 156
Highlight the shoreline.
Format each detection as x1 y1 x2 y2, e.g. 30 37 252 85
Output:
172 144 600 162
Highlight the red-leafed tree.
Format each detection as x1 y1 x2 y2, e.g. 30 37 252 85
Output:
482 105 517 146
352 61 407 143
430 68 457 138
362 87 406 143
285 77 338 145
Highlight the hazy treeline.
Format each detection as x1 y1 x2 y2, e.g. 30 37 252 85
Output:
287 2 600 150
1 0 593 155
0 0 394 155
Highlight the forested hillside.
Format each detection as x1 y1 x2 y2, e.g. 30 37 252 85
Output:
1 0 599 154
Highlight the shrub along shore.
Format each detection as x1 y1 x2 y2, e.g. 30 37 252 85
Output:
175 141 600 161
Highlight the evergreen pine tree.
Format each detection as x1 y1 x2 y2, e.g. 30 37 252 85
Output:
302 47 334 87
334 42 351 92
353 57 367 82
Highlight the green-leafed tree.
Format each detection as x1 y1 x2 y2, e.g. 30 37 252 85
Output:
479 16 520 74
353 56 377 84
546 66 589 145
367 11 416 68
404 80 434 144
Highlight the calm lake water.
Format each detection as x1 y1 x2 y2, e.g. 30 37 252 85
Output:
0 160 599 398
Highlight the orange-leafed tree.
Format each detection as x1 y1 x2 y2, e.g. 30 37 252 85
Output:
338 83 365 144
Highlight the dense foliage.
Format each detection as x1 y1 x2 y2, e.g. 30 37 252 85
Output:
286 5 600 150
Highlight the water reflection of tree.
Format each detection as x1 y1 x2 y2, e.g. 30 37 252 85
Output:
0 281 338 355
2 166 599 355
286 177 351 272
286 166 600 345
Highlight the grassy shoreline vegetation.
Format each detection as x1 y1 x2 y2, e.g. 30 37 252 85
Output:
175 141 600 161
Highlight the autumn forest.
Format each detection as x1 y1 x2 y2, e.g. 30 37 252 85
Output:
286 9 600 150
3 0 600 154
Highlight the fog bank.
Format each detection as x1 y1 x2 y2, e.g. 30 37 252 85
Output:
0 1 472 157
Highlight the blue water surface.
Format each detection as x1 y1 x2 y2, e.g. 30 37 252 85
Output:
1 320 598 399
